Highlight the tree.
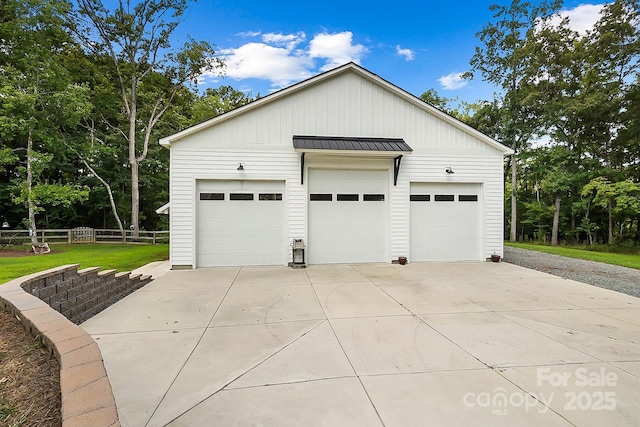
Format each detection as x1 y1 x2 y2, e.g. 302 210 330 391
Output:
191 86 257 124
526 0 640 244
419 88 483 123
538 148 572 246
420 88 454 111
0 0 91 243
516 145 573 244
582 177 640 244
73 0 222 234
468 0 561 242
594 0 640 170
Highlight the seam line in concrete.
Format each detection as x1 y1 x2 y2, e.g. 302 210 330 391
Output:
143 267 242 427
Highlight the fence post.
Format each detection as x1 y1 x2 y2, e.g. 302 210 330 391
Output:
68 230 71 244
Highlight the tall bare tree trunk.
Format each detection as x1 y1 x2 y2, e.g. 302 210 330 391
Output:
510 154 517 242
26 130 38 245
130 158 139 235
129 87 139 236
80 159 124 233
608 199 613 244
585 202 593 246
551 193 561 246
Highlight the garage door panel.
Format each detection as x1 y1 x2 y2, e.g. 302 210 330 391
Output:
308 169 388 264
196 180 285 267
411 183 482 262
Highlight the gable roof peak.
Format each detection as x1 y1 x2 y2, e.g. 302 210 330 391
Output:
159 63 513 156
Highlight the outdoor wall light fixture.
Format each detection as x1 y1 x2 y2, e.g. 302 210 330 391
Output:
237 163 244 171
445 167 454 174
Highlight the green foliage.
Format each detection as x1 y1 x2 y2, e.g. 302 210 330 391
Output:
0 149 17 172
469 0 561 150
419 88 486 124
191 86 257 124
0 0 242 232
13 183 89 213
73 0 223 233
462 99 506 139
521 201 554 241
420 89 452 110
0 244 168 284
466 0 640 245
468 0 561 242
0 0 92 235
582 177 640 240
1 0 638 248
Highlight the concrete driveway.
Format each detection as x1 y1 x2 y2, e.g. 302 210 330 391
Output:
81 262 640 427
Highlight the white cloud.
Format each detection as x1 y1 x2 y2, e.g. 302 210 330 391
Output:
438 72 468 90
396 45 414 61
545 4 606 35
309 31 367 71
206 30 368 88
262 32 306 50
215 43 313 87
236 31 261 38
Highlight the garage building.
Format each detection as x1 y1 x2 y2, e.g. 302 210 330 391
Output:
159 63 513 268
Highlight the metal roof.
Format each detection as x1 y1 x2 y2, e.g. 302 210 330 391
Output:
293 136 413 152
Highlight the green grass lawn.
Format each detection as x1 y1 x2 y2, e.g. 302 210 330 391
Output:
0 244 169 284
505 242 640 270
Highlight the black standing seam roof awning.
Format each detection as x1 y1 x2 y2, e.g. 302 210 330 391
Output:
293 135 413 153
293 136 412 186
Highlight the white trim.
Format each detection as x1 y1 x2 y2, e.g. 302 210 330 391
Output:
155 202 170 215
159 63 514 156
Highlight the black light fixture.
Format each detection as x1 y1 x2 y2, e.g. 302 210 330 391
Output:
237 163 244 171
445 167 454 174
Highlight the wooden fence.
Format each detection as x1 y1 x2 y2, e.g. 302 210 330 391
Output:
0 228 169 246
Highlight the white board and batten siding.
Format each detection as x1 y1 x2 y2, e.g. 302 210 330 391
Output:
169 149 303 267
175 72 501 154
163 64 511 268
398 155 505 261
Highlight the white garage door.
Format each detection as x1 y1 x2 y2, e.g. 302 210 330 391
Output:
196 180 285 267
410 183 482 262
308 169 388 264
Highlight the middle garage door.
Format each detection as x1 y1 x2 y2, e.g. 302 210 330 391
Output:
308 169 388 264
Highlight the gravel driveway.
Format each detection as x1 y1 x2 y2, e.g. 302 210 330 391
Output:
504 246 640 298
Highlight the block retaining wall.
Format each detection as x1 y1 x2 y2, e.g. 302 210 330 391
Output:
0 264 153 427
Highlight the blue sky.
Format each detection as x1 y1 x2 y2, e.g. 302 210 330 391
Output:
174 1 608 103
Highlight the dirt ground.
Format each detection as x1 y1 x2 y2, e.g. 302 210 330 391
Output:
0 247 31 258
0 247 61 258
0 309 61 427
